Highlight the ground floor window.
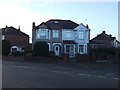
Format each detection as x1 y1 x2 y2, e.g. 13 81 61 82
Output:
11 48 17 52
66 45 70 54
79 45 84 54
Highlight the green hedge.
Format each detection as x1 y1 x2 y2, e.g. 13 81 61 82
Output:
33 41 49 57
2 40 11 56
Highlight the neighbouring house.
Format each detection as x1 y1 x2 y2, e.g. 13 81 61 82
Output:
90 31 119 48
1 26 29 53
32 19 90 57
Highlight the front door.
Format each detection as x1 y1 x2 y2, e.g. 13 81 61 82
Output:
54 46 60 56
70 45 75 57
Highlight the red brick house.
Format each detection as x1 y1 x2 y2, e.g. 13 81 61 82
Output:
1 26 29 53
90 31 119 48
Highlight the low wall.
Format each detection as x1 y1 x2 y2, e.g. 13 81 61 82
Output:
2 56 24 61
2 56 63 62
24 56 63 62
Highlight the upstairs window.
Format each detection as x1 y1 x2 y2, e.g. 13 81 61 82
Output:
66 31 71 38
53 30 59 38
36 29 50 39
40 29 47 39
79 32 84 39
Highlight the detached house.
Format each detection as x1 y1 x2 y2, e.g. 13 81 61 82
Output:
1 26 29 53
32 19 90 57
90 31 119 48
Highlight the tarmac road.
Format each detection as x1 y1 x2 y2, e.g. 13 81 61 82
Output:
2 60 119 88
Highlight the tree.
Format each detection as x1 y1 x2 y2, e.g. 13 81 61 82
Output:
2 40 11 56
33 41 49 56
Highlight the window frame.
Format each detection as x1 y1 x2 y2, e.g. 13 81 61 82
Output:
53 30 59 38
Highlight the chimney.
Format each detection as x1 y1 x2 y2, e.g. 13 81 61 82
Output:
102 31 106 34
18 25 20 31
109 34 112 37
86 24 89 29
32 22 35 29
6 25 8 28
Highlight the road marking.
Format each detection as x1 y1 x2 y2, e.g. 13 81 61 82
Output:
78 73 91 77
41 69 46 71
96 76 107 78
31 68 40 70
62 72 69 74
51 70 60 73
113 78 119 80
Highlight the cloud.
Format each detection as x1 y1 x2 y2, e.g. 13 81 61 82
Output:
0 2 55 43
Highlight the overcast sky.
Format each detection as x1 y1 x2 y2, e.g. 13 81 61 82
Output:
0 0 119 43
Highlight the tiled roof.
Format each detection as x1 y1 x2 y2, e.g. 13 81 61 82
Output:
2 26 29 36
45 19 79 29
63 40 77 44
35 19 79 30
89 40 104 44
91 31 116 41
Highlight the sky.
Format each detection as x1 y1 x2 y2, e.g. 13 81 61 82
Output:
0 0 119 43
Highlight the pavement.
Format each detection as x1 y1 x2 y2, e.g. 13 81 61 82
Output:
2 60 119 88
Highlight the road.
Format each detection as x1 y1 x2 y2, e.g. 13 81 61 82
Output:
2 60 119 88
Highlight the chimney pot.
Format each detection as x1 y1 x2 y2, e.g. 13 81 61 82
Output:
32 22 35 29
103 31 106 34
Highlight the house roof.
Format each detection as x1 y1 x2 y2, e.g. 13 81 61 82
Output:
1 26 29 36
89 40 104 44
91 31 116 41
63 40 77 44
35 19 79 30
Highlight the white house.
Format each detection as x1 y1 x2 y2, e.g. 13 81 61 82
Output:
32 19 90 57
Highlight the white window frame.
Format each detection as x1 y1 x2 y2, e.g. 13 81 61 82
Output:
2 35 5 40
78 31 84 39
36 29 50 39
66 31 71 38
40 29 47 39
79 45 84 54
53 30 59 38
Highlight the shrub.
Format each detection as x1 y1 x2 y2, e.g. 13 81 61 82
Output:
24 49 33 55
33 41 49 56
25 53 32 56
49 51 55 57
12 51 23 56
2 40 11 56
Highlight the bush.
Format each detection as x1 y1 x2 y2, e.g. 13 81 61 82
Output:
12 51 23 56
25 53 32 56
2 40 11 56
33 41 49 57
24 49 33 55
49 51 55 57
91 47 117 59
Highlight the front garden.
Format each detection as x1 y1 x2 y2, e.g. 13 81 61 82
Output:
2 40 120 63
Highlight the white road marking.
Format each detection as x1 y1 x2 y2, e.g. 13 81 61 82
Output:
113 78 119 80
62 72 69 74
78 73 91 76
41 69 46 71
51 70 60 73
96 76 107 78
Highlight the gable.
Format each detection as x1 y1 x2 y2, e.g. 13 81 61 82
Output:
74 23 88 31
91 33 111 41
36 23 49 29
35 22 51 29
2 26 29 36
